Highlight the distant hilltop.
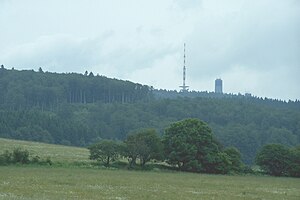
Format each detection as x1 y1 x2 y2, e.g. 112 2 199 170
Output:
0 67 298 107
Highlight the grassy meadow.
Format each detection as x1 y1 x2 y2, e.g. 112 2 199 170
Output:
0 138 90 164
0 138 300 200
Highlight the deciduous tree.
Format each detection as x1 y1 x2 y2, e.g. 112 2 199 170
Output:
255 144 290 176
88 140 121 166
287 146 300 177
163 118 225 173
224 147 243 172
124 129 162 167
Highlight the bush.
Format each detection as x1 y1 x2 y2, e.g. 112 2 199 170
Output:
0 154 7 165
45 157 53 165
0 150 12 165
31 155 41 163
0 148 52 166
31 155 52 165
240 165 255 174
12 148 30 164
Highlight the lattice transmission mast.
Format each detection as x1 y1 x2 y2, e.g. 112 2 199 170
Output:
180 43 189 92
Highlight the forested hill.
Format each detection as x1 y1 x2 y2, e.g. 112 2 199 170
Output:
0 67 152 109
0 67 299 164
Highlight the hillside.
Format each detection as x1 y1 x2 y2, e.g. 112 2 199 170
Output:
0 67 151 108
0 138 89 164
0 68 299 164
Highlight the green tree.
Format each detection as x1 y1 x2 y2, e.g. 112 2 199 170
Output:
124 129 163 167
204 152 232 174
163 118 224 173
88 140 121 166
224 147 243 172
255 144 290 176
288 146 300 177
88 72 94 77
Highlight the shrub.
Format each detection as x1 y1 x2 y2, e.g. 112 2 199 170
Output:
0 148 52 166
0 154 7 165
12 148 30 164
31 155 41 163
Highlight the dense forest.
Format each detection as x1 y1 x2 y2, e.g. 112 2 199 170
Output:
0 67 299 164
0 66 151 109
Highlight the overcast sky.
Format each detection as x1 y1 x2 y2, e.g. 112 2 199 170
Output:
0 0 299 100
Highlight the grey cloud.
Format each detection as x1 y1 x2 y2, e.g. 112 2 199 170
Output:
186 0 300 79
1 31 177 76
173 0 202 10
1 35 102 72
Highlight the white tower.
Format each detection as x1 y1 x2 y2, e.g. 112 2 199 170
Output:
179 43 189 92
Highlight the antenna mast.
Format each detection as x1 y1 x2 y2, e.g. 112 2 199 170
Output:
180 43 189 92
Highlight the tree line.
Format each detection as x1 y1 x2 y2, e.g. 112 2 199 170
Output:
89 119 244 174
88 118 300 177
0 67 151 110
0 67 299 165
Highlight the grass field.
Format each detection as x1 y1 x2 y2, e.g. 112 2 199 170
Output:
1 166 300 200
0 138 300 200
0 138 90 163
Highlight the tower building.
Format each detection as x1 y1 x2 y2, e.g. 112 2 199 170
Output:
215 78 223 94
179 43 189 92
